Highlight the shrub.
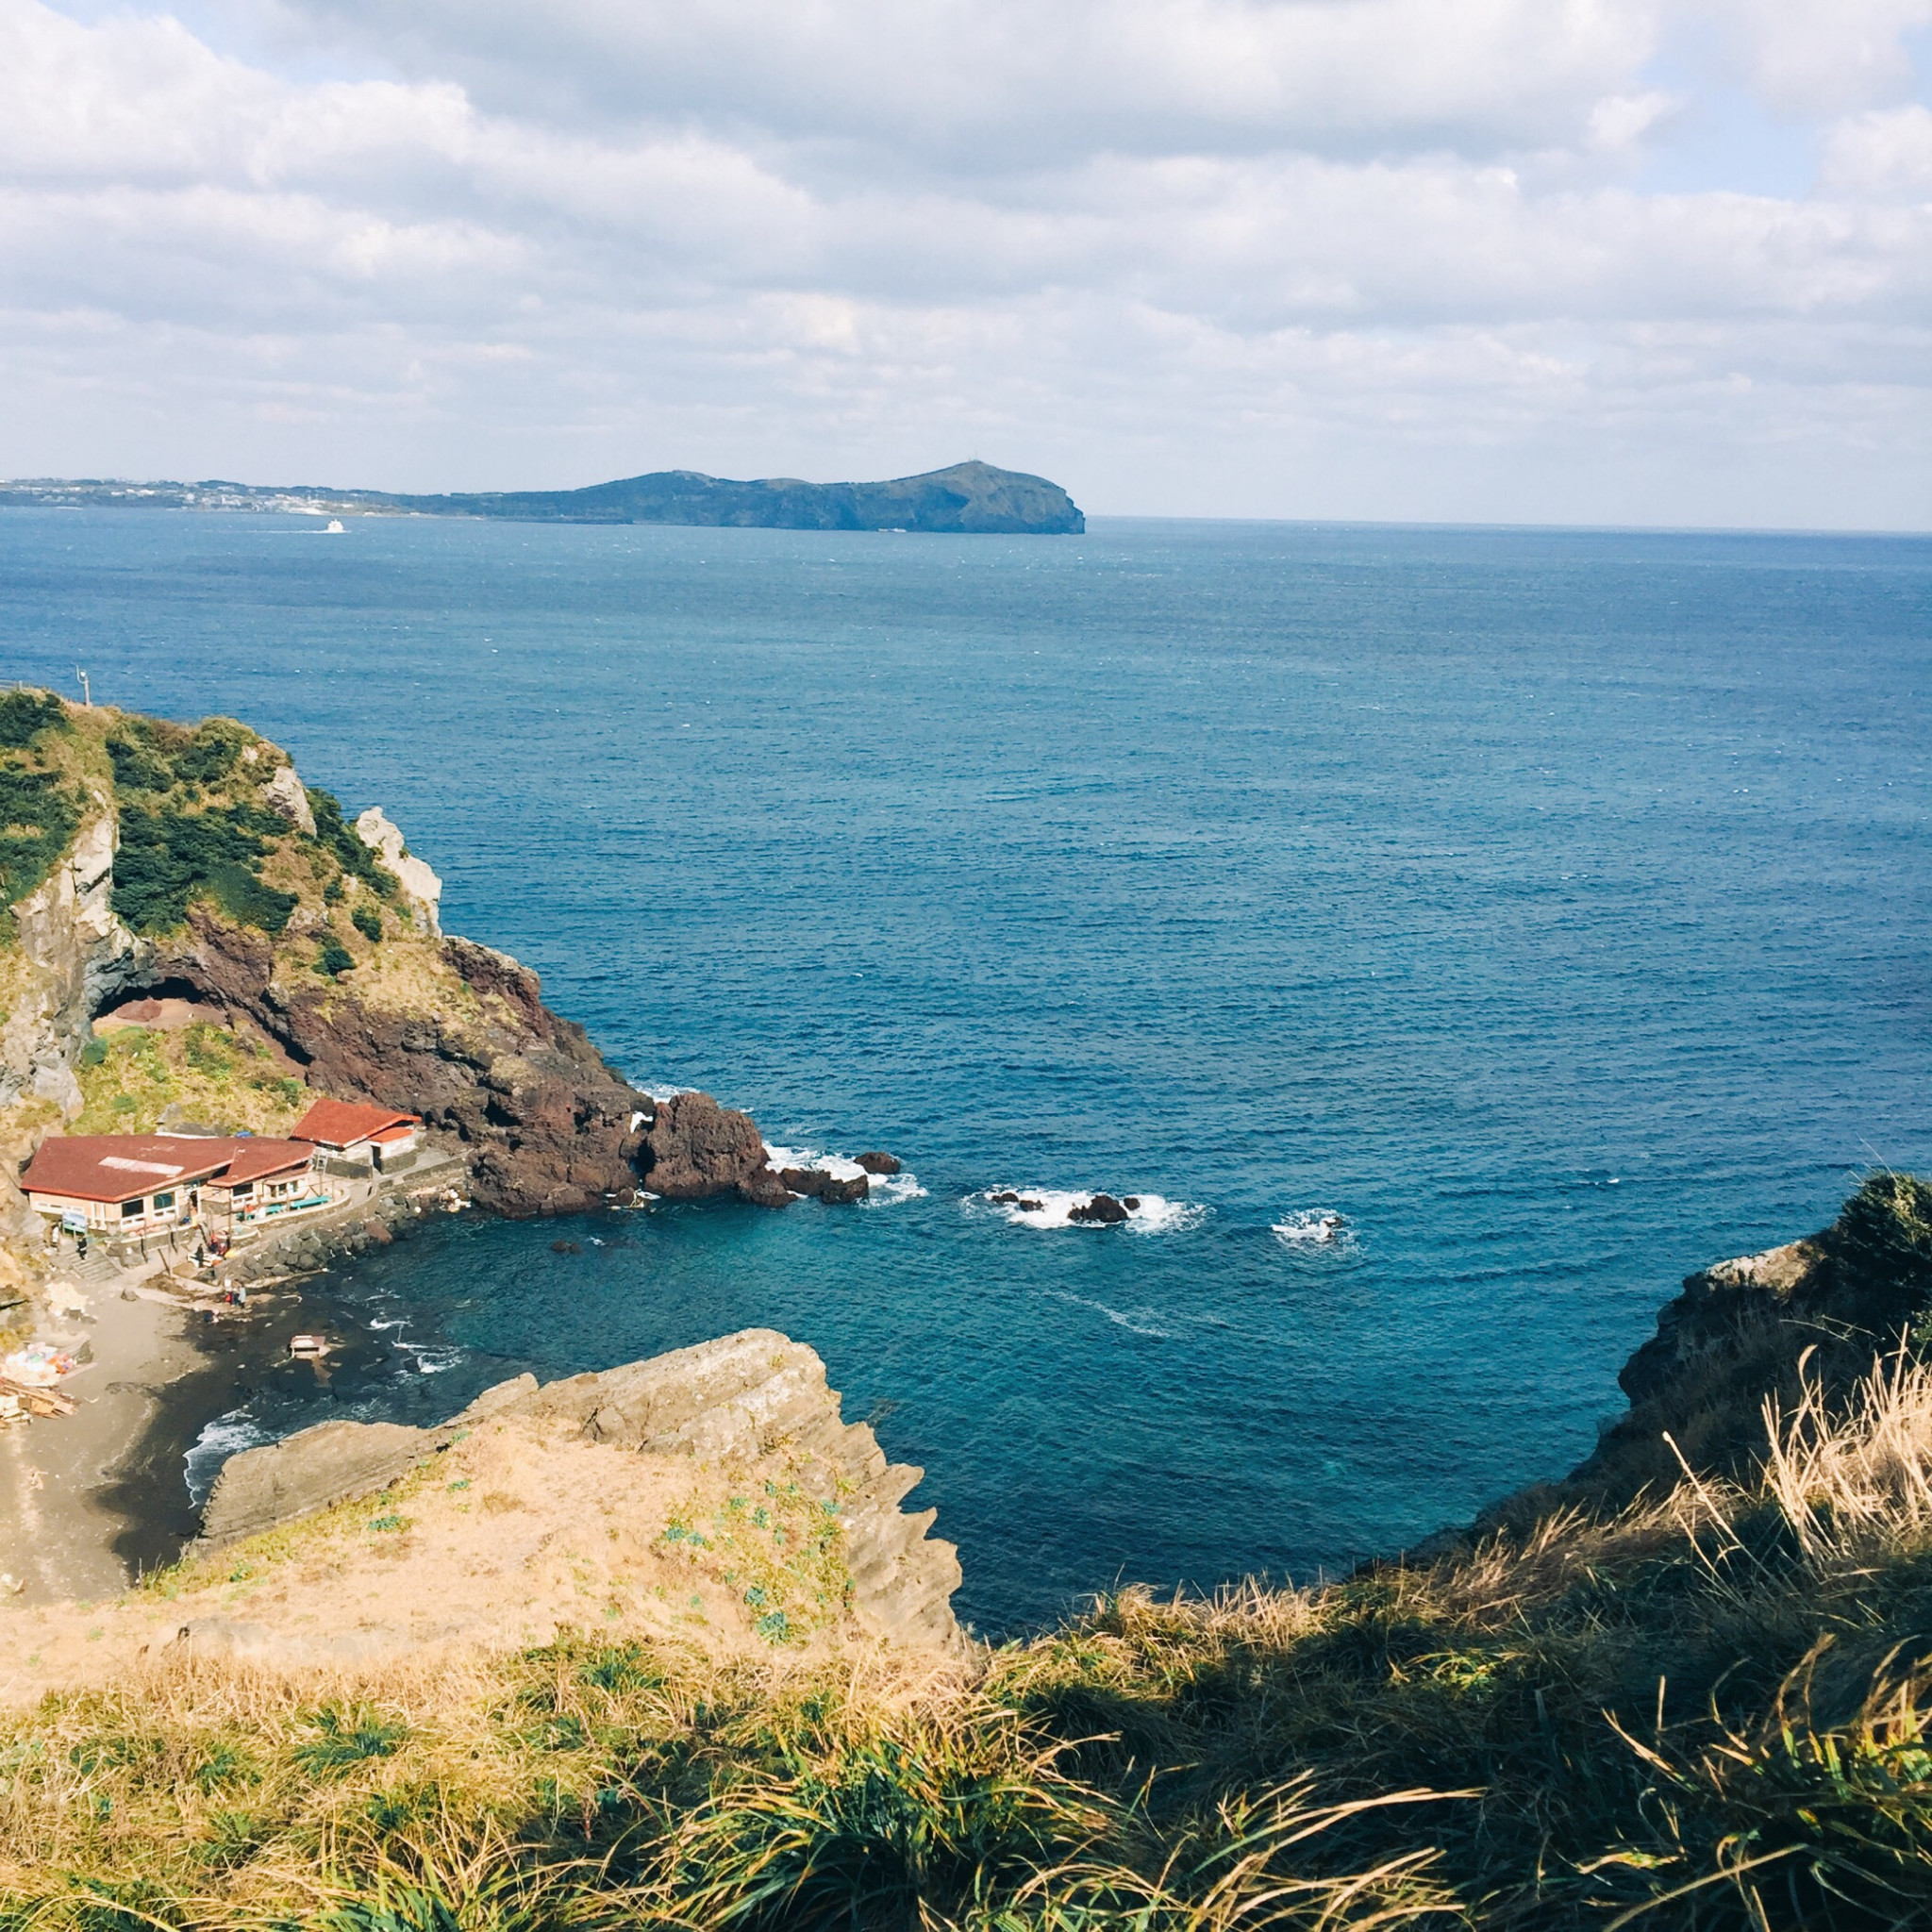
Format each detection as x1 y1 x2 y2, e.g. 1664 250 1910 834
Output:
316 933 354 978
309 787 398 898
174 720 248 785
0 689 68 749
1840 1173 1932 1311
0 765 81 907
352 902 384 943
106 734 174 794
112 802 296 935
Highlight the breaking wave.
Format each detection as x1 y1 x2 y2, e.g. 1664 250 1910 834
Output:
183 1410 274 1506
974 1189 1206 1234
764 1143 927 1206
1272 1209 1353 1250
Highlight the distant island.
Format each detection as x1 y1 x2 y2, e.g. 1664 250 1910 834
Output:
0 458 1084 535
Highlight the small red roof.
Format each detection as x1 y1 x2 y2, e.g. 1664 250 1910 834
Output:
19 1135 306 1204
291 1098 421 1148
208 1140 315 1188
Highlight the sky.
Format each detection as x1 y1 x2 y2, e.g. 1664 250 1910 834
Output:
3 0 1930 526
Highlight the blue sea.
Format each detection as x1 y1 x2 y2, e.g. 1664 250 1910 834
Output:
4 509 1929 1633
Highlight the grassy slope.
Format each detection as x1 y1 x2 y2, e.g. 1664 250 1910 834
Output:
74 1024 307 1137
5 1183 1932 1927
0 693 475 1028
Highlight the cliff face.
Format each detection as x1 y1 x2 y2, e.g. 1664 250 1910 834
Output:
1479 1173 1932 1525
0 698 784 1225
192 1329 963 1656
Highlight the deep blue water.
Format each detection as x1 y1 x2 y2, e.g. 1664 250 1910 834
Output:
4 509 1930 1633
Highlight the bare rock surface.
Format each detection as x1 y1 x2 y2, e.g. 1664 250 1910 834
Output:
258 763 316 835
646 1091 790 1207
193 1329 963 1654
353 806 442 934
197 1419 429 1549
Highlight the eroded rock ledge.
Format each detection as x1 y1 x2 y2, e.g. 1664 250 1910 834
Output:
196 1328 964 1654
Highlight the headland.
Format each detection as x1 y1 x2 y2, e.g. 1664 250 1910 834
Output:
0 458 1086 534
7 685 1932 1923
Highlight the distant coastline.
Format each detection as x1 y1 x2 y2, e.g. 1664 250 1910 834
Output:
0 458 1084 536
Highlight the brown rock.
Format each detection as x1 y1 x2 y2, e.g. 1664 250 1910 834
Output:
1069 1192 1129 1225
149 910 652 1219
856 1151 901 1175
645 1091 783 1206
780 1166 871 1205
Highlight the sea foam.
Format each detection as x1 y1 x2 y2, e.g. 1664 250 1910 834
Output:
765 1143 927 1206
1272 1209 1352 1249
976 1189 1205 1234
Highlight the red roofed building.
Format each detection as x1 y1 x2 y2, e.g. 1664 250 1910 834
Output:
290 1099 421 1170
20 1134 331 1240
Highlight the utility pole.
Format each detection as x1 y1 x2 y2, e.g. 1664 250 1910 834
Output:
75 668 91 708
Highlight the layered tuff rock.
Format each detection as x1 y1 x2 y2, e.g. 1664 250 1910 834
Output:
197 1329 964 1654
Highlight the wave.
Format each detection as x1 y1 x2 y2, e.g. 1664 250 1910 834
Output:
1272 1209 1353 1250
764 1143 927 1206
183 1409 274 1505
1044 1289 1173 1340
975 1188 1205 1234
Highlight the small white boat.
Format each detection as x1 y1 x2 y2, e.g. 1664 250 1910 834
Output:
325 519 345 534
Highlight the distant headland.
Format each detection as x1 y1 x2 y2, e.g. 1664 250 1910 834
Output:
0 458 1085 535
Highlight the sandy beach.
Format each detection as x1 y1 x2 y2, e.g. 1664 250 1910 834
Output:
0 1262 308 1605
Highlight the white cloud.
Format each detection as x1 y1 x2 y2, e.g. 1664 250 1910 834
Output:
1822 103 1932 194
0 0 1926 525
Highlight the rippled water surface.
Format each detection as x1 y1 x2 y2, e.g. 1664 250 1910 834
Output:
5 510 1929 1631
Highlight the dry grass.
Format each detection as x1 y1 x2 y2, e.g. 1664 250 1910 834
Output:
11 1236 1932 1922
1762 1345 1932 1566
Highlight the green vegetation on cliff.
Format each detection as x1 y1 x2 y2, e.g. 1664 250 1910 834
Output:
0 696 405 954
0 691 80 919
74 1021 306 1135
6 1178 1932 1925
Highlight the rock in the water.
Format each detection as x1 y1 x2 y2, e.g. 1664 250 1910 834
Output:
1123 1196 1141 1210
647 1091 787 1206
1069 1192 1129 1224
780 1167 870 1205
856 1151 902 1175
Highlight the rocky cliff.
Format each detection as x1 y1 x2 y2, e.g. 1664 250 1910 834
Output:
0 695 790 1233
193 1328 963 1655
1474 1171 1932 1533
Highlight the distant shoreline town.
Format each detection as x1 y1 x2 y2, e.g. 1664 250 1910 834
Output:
0 458 1084 535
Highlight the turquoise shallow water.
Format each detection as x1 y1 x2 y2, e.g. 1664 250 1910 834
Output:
4 510 1930 1632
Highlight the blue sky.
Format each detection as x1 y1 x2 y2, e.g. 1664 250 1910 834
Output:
2 0 1927 527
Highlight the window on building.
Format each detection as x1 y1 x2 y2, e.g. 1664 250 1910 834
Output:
154 1191 175 1210
121 1199 144 1219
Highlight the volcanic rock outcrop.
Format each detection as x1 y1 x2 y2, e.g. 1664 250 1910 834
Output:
0 700 808 1220
197 1329 964 1653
